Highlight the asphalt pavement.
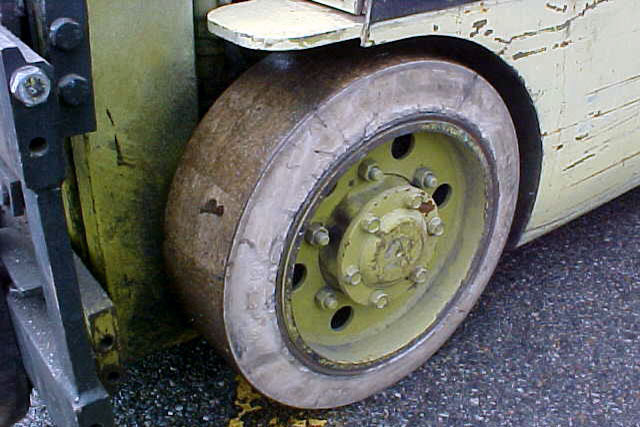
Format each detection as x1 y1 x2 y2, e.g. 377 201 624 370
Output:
15 186 640 426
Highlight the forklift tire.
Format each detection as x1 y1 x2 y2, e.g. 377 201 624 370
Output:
0 285 31 426
166 43 519 408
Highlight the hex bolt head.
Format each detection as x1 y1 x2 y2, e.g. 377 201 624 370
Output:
315 288 339 311
358 160 384 182
427 217 444 236
413 168 438 189
369 290 389 309
405 193 424 209
305 223 330 247
10 66 51 107
58 74 90 107
50 18 84 51
410 266 429 284
361 214 381 234
344 265 362 286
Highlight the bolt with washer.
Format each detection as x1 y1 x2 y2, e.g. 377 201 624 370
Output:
369 290 389 309
315 288 339 310
410 266 429 284
358 160 385 182
361 214 381 234
413 168 438 189
10 66 51 107
305 223 330 247
427 217 444 236
344 265 362 286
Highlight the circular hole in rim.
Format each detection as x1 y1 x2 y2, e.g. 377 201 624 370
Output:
98 334 115 352
29 137 48 157
292 263 307 290
432 183 452 207
391 134 414 159
330 306 353 331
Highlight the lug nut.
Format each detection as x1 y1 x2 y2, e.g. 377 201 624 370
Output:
359 160 384 182
410 266 429 284
413 168 438 189
369 290 389 309
405 193 424 209
344 265 362 286
316 288 339 310
361 214 381 233
10 65 51 107
427 217 444 236
305 223 330 247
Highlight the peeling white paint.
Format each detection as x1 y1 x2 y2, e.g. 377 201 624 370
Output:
208 0 640 244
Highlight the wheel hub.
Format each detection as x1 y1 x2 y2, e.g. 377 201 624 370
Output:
321 183 441 307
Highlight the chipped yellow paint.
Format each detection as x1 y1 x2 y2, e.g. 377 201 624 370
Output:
228 375 264 427
208 0 640 245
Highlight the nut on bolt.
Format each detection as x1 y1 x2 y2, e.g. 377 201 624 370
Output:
315 288 339 311
413 168 438 189
305 223 330 247
410 266 429 284
358 159 384 182
427 217 444 236
369 290 389 309
50 18 84 51
361 214 381 234
10 66 51 107
343 265 362 286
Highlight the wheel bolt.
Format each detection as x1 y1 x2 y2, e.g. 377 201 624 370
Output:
361 214 381 233
405 194 424 209
410 266 429 284
413 168 438 189
315 288 339 310
306 223 330 247
344 265 362 286
370 290 389 309
359 160 385 182
427 217 444 236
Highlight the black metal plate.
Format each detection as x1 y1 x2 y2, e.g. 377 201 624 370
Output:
370 0 480 23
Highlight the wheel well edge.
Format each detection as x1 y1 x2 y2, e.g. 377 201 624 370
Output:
392 36 543 249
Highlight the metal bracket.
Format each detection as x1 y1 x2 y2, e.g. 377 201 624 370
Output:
0 21 114 427
23 0 96 136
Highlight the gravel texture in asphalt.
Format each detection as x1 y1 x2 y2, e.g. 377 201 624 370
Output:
14 187 640 426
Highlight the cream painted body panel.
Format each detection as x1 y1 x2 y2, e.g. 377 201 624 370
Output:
208 0 640 245
369 0 640 244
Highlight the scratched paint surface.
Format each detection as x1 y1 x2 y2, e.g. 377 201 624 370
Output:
369 0 640 242
210 0 640 244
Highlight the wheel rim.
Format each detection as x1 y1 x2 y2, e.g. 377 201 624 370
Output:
280 118 493 371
